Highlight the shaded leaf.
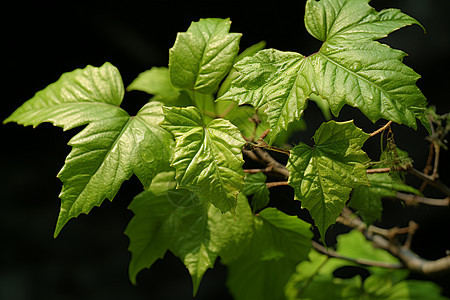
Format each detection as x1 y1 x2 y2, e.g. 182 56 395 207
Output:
127 67 193 107
125 171 254 294
226 208 312 300
348 173 421 224
287 121 370 238
243 172 270 212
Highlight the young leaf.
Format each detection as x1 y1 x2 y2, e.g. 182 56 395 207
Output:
4 63 173 237
160 106 246 214
287 120 370 238
125 171 254 295
348 173 421 224
217 49 314 144
306 0 427 129
243 172 270 213
169 18 241 94
225 208 313 300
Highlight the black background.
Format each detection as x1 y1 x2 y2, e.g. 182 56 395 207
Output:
1 1 449 299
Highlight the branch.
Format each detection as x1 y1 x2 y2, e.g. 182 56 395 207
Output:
253 148 290 179
370 121 392 138
338 208 450 276
395 192 450 207
366 167 392 174
408 168 450 197
266 181 289 188
365 166 450 197
311 240 404 269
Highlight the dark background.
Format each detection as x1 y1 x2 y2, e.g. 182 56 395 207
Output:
1 1 449 299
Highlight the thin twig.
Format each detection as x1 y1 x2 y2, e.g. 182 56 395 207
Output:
253 148 290 179
404 221 419 249
217 102 236 118
244 168 269 174
256 144 291 156
249 112 261 142
266 181 289 188
311 241 404 269
420 143 435 192
370 121 392 138
242 149 260 163
408 168 450 197
366 167 392 174
432 142 440 179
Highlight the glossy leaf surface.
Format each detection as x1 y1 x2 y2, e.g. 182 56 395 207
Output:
219 0 428 143
5 63 173 236
161 106 246 214
169 18 241 94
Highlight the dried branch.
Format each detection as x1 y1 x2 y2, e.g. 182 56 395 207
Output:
338 208 450 276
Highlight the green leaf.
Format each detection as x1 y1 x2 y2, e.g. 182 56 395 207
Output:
219 0 429 141
215 101 269 139
160 106 246 214
348 173 421 224
4 62 125 130
4 63 173 237
218 49 314 144
226 208 312 300
217 40 267 97
287 121 370 238
56 101 173 237
306 0 427 129
169 18 241 94
228 257 299 300
336 230 399 265
286 231 448 300
243 172 270 213
310 41 426 129
364 277 449 300
253 208 313 261
304 0 424 43
125 171 254 295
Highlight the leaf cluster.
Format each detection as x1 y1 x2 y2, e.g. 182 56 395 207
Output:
4 0 448 299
